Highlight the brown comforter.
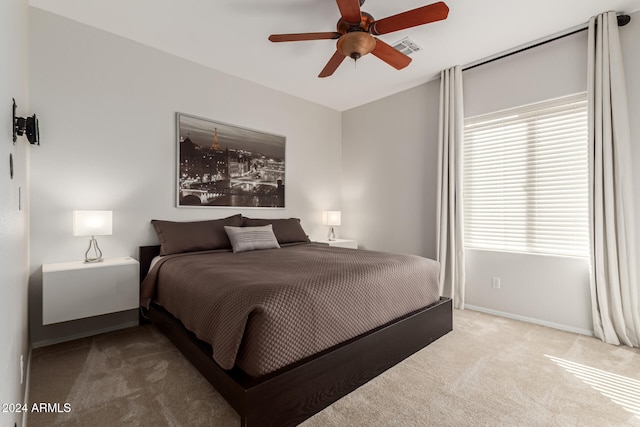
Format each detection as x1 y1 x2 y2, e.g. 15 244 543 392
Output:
140 243 440 377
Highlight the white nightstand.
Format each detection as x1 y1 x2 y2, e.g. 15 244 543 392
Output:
42 257 139 325
315 239 358 249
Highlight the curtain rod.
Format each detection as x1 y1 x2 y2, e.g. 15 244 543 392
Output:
462 13 631 72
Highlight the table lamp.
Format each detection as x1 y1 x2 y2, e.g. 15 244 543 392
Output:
73 210 112 263
322 211 341 241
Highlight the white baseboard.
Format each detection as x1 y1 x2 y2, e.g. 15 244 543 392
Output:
22 346 32 427
464 304 594 337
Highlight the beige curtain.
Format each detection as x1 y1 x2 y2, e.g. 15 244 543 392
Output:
436 65 466 309
587 11 640 346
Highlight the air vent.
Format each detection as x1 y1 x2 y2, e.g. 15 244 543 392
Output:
391 37 422 55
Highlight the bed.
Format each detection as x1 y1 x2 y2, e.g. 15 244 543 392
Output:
139 215 452 426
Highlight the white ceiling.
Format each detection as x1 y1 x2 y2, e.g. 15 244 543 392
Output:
29 0 640 111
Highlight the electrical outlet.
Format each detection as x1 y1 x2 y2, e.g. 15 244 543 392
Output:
492 277 501 289
20 354 24 384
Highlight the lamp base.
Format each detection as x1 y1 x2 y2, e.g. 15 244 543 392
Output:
84 237 104 263
328 226 336 241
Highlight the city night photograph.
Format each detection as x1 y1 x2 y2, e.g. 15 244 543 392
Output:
176 113 286 207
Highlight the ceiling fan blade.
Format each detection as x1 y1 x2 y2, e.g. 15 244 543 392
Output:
269 32 341 42
371 39 412 70
318 51 346 78
370 1 449 35
336 0 362 24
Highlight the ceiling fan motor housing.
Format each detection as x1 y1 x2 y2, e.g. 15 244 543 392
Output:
336 11 376 60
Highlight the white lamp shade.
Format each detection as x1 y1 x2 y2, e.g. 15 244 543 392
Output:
73 210 112 236
322 211 341 226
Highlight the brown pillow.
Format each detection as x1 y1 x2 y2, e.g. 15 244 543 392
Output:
242 217 310 244
151 214 243 255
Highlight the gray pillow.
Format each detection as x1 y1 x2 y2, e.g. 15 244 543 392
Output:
224 225 281 253
151 214 242 255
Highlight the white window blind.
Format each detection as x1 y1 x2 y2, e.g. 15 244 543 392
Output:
463 93 589 258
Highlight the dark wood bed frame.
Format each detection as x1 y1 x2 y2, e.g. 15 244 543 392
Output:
139 245 452 426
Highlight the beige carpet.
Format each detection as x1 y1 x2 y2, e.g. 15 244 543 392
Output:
28 309 640 426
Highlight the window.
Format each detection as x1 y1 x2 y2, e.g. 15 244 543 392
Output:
463 93 589 258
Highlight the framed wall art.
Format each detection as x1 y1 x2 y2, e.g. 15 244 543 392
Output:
176 113 286 208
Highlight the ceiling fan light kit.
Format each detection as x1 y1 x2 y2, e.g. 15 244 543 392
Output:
268 0 449 78
337 31 376 60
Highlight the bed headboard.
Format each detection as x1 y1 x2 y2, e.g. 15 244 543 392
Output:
139 245 161 283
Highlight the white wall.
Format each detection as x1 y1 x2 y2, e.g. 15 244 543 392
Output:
0 0 30 425
341 80 441 258
28 8 342 345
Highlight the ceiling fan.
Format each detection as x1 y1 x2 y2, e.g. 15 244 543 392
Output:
268 0 449 78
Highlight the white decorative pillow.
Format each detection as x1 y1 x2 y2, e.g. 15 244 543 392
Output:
224 225 281 253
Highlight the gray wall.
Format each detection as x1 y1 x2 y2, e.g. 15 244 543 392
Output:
24 7 640 344
341 13 640 334
28 9 342 346
341 81 441 258
0 0 30 425
462 31 592 334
